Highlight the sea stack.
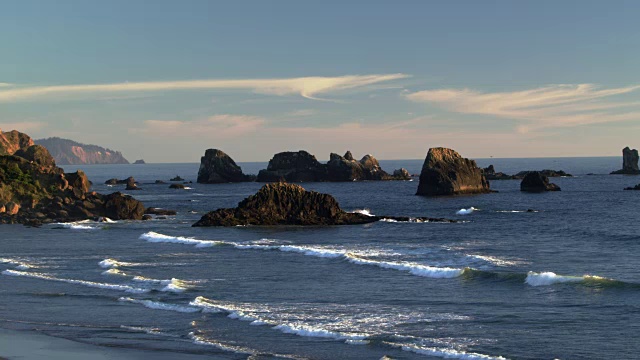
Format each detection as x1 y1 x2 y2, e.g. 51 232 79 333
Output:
416 147 491 196
610 147 640 175
197 149 254 183
520 171 561 192
256 151 327 182
193 183 456 227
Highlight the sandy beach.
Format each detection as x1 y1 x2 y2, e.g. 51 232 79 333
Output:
0 328 228 360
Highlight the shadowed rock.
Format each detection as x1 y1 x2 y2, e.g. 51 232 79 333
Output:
193 183 455 227
520 171 561 192
197 149 253 183
611 147 640 175
257 151 327 182
416 148 491 196
624 184 640 190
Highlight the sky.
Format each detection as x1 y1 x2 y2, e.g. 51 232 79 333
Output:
1 0 639 162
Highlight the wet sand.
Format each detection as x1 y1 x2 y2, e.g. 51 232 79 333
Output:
0 328 229 360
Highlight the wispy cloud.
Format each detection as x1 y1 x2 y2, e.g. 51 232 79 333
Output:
0 74 409 103
405 84 640 132
136 114 265 137
0 83 12 87
286 109 316 117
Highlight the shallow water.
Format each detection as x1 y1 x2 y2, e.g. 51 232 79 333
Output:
1 157 639 359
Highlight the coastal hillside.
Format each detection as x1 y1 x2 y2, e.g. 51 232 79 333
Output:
35 137 129 165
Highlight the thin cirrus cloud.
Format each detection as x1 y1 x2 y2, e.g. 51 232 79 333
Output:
0 74 409 103
405 84 640 133
138 115 266 137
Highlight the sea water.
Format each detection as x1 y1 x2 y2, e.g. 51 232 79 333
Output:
1 157 639 359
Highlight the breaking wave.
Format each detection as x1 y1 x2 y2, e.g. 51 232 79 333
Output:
139 231 223 248
385 341 509 360
345 254 464 278
456 207 477 215
131 276 197 293
350 209 375 217
2 269 149 293
0 257 35 270
118 297 200 313
98 258 145 269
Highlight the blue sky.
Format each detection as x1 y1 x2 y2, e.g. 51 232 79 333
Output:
1 0 639 162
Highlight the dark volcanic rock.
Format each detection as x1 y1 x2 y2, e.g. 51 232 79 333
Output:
193 183 455 227
258 150 408 182
197 149 253 183
102 192 145 219
482 165 514 180
145 207 177 215
133 159 146 164
624 184 640 190
520 171 561 192
14 145 56 167
170 175 185 182
125 176 141 190
416 148 491 196
513 169 572 179
169 183 186 189
611 147 640 175
257 151 327 182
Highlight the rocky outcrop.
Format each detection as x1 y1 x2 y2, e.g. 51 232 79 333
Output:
624 184 640 190
0 130 145 225
257 151 327 182
513 170 572 178
416 148 491 196
125 176 140 190
169 183 185 189
193 183 455 227
197 149 253 184
520 171 561 192
393 168 411 180
145 207 177 215
482 165 514 180
133 159 146 164
0 129 34 155
482 165 571 180
611 147 640 175
170 175 185 182
257 150 409 182
35 137 129 165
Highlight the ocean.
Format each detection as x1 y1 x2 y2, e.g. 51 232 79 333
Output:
1 157 639 359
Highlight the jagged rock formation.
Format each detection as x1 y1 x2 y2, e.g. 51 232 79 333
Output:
257 150 409 182
393 168 411 180
133 159 146 164
611 147 640 175
520 171 561 192
482 165 514 180
125 176 141 190
624 184 640 190
257 151 327 182
35 137 129 165
416 148 491 196
169 183 185 189
193 183 455 227
170 175 185 182
482 165 572 180
0 129 144 225
197 149 254 183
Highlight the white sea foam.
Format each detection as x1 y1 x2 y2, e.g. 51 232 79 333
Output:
467 255 521 267
189 332 256 355
496 210 538 213
139 231 223 247
387 342 509 360
273 323 368 341
132 276 198 293
525 272 587 286
56 220 100 230
120 325 179 337
344 254 464 279
350 209 375 217
118 297 200 313
98 258 144 269
142 231 463 280
101 268 128 276
2 269 149 293
0 258 34 270
456 207 477 215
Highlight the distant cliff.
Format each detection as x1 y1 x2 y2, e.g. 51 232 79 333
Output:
35 137 129 165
